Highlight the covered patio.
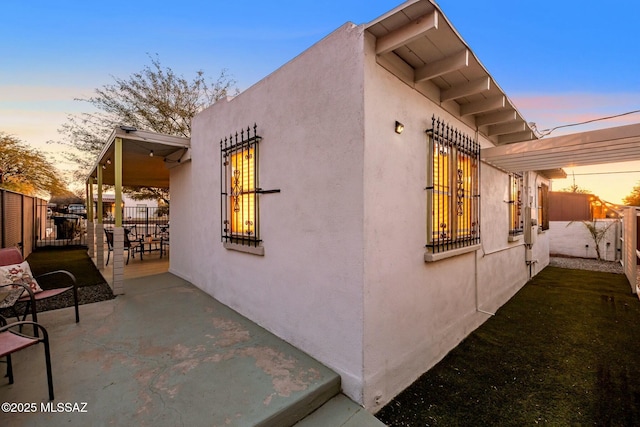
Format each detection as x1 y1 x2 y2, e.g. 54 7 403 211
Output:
85 126 191 295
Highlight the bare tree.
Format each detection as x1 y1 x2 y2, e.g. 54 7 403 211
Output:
0 132 68 197
54 54 238 190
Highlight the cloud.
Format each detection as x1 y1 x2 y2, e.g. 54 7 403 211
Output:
510 92 640 135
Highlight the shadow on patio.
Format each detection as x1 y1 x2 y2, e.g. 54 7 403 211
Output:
377 262 640 426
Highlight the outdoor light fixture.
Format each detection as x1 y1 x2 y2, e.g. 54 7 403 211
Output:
120 125 137 133
395 121 404 134
149 150 154 157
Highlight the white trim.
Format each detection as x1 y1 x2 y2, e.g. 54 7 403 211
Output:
424 244 481 262
223 242 265 256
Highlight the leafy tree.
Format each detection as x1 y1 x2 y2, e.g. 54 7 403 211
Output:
623 182 640 206
55 54 238 199
0 132 68 197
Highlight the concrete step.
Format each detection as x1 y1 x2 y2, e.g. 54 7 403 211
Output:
294 394 387 426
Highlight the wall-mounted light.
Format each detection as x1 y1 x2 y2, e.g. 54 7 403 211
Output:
106 158 112 165
102 164 106 170
149 150 154 157
120 125 137 133
395 121 404 134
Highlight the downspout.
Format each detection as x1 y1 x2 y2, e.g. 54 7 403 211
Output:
475 251 495 316
475 130 494 317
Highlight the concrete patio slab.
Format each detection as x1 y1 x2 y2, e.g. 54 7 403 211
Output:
0 273 343 426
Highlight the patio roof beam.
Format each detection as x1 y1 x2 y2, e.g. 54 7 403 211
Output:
440 77 490 102
375 10 439 55
487 145 640 169
415 49 469 83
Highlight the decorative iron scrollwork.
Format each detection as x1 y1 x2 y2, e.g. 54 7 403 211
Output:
456 168 465 216
231 169 242 212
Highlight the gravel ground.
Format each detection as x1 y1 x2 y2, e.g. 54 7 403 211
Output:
549 256 624 274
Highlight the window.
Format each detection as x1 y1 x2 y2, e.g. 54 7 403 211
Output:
509 173 523 236
426 116 480 255
221 125 261 248
538 183 549 231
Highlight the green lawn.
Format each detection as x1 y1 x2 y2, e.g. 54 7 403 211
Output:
376 266 640 426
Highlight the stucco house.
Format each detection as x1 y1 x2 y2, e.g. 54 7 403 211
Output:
168 0 557 410
87 0 640 413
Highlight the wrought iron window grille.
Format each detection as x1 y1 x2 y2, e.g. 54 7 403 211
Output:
220 124 263 247
509 173 524 236
425 115 480 253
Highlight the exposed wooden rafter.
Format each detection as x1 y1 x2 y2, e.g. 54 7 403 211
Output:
460 96 505 116
415 49 469 83
487 121 526 136
375 10 439 55
440 77 490 102
475 110 517 127
497 131 534 145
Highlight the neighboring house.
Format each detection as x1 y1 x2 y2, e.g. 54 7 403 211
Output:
92 194 161 220
168 0 556 410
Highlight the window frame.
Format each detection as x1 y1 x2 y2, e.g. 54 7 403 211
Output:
508 173 524 237
220 125 262 251
538 183 549 231
425 116 481 259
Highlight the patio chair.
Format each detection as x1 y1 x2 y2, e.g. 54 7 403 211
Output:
105 228 143 265
0 247 79 325
0 315 54 400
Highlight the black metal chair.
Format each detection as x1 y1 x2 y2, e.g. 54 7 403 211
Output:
0 316 54 400
105 228 143 265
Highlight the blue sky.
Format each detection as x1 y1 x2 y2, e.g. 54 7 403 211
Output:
1 0 640 201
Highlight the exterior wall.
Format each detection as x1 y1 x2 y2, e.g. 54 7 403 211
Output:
168 161 193 281
360 31 550 410
175 20 554 411
549 219 620 261
176 23 367 400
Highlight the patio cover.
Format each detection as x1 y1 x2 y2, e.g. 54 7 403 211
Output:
481 123 640 174
88 127 191 187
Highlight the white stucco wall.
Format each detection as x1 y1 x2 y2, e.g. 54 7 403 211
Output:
168 161 193 281
360 31 550 410
174 23 367 400
173 20 553 411
549 219 620 261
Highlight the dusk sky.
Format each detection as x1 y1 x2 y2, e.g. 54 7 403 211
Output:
1 0 639 202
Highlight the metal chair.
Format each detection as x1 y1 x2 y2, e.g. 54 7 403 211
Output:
0 247 79 326
0 315 54 400
105 228 143 265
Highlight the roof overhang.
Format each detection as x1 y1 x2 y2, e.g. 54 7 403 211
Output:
366 0 537 145
88 127 191 187
481 123 640 175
